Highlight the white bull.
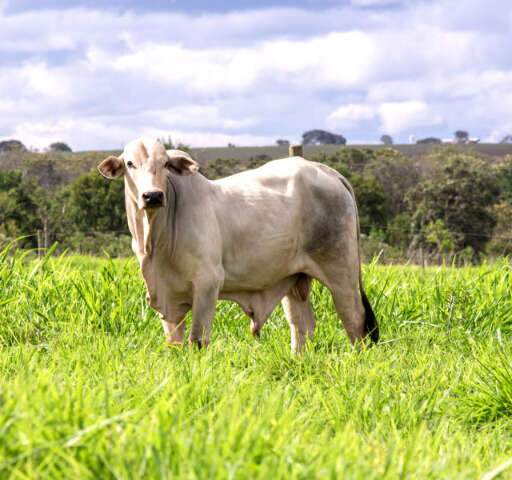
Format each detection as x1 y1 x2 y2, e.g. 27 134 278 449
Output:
98 139 378 351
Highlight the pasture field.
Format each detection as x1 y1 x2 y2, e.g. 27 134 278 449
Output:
1 249 512 479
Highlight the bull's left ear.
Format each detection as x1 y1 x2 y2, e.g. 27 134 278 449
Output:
98 155 125 179
165 151 199 176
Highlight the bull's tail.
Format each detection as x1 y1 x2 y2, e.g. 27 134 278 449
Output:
338 175 379 343
360 279 379 342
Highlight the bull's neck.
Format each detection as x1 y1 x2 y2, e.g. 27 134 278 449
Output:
125 178 177 264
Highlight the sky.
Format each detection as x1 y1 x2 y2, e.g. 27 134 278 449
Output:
0 0 511 150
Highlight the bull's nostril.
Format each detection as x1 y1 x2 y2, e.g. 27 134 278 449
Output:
142 191 164 206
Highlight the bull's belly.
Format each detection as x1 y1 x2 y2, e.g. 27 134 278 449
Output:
219 274 300 326
221 253 303 293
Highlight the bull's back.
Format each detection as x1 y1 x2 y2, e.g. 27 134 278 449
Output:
214 158 356 290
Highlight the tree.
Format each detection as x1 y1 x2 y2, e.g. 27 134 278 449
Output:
500 135 512 144
157 136 190 151
364 148 420 216
486 202 512 257
496 156 512 203
380 134 393 145
0 172 47 246
53 170 127 235
0 171 23 191
423 219 455 254
350 174 390 230
48 142 72 152
312 148 374 174
416 137 441 144
302 130 346 145
0 139 26 153
407 151 500 254
158 136 174 149
454 130 469 144
276 139 290 146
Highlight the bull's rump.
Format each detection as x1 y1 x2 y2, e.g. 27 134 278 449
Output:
215 158 357 291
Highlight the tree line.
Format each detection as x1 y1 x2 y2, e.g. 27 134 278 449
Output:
0 147 511 263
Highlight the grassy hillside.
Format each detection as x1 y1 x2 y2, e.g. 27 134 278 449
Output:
1 252 512 478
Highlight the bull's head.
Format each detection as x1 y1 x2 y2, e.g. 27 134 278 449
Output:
98 139 199 210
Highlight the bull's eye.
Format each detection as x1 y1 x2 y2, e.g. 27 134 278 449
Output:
127 160 135 169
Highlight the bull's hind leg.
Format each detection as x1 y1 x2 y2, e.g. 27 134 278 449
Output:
330 282 366 344
281 274 316 353
316 238 370 344
322 263 378 345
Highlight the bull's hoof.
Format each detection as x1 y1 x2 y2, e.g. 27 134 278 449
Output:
188 338 205 349
250 320 261 338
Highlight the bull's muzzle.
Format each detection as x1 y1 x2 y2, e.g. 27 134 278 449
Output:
142 190 164 209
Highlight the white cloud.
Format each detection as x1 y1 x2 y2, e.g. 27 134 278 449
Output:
327 100 443 135
351 0 402 6
378 100 442 134
99 31 376 95
9 119 274 151
327 104 376 129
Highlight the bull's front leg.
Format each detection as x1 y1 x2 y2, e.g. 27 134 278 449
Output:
161 303 190 346
189 283 220 348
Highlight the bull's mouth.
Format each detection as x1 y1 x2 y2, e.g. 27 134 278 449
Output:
142 202 164 210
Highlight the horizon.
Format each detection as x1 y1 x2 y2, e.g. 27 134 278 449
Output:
1 0 510 150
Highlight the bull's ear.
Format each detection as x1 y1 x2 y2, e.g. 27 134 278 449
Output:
165 150 199 176
98 155 125 179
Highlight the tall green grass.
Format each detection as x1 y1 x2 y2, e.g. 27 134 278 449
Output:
0 249 511 478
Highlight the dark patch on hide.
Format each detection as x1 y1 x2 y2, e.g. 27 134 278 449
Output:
303 185 345 256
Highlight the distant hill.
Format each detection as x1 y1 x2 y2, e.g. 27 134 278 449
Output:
188 143 512 165
1 143 511 188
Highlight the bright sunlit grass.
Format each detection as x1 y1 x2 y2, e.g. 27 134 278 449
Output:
1 247 512 478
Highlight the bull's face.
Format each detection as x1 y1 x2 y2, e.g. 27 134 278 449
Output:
98 140 199 211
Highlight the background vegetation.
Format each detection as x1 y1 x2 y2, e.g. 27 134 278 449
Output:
0 146 511 263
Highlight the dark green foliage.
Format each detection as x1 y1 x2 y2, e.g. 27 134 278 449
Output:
417 137 441 144
349 174 390 231
312 148 374 174
407 151 500 254
0 173 47 246
496 156 512 203
55 170 127 234
302 129 346 145
364 149 419 216
385 213 413 250
48 142 72 152
202 158 245 180
0 170 22 191
486 201 512 256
